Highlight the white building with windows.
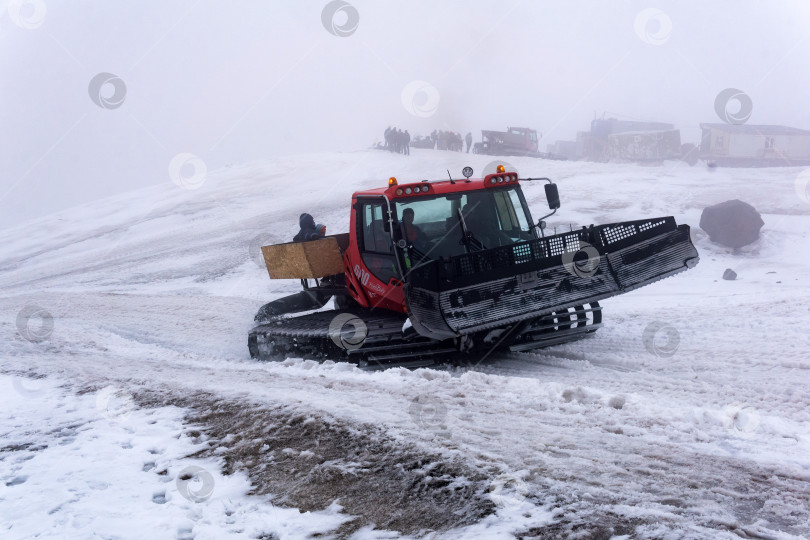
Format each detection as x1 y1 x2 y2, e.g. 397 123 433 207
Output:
699 123 810 167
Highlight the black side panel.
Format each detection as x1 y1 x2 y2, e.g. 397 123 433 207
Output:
406 287 453 337
607 225 698 291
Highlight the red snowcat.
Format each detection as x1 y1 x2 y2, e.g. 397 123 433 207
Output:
248 166 698 367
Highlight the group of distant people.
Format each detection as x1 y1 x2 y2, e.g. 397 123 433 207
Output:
381 127 475 154
433 130 473 153
383 127 411 155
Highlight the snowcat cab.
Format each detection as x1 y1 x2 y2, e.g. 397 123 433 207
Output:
343 168 538 314
248 166 699 367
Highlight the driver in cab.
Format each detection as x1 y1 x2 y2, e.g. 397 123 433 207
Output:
401 208 427 251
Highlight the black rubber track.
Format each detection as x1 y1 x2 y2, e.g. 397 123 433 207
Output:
248 302 603 368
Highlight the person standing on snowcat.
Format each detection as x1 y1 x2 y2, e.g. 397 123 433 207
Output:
254 213 328 322
293 213 325 242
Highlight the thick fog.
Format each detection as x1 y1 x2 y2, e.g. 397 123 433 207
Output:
1 1 809 230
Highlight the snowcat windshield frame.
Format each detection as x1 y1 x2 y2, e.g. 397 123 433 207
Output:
391 185 535 266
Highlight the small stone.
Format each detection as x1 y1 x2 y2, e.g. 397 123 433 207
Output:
722 268 737 280
608 395 626 410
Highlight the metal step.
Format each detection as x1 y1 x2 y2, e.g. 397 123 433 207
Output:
362 347 457 367
509 324 602 352
346 338 446 356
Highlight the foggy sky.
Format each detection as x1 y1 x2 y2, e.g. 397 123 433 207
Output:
2 1 809 230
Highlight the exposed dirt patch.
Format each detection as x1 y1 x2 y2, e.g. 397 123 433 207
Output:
133 388 496 537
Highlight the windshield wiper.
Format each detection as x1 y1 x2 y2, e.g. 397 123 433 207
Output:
408 244 431 262
457 208 486 251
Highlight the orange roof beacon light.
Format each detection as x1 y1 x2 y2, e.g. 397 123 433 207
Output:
388 177 398 186
496 164 506 173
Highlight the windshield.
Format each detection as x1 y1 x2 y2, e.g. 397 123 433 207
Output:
394 186 534 260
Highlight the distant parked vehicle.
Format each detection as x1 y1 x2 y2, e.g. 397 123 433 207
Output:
410 135 435 149
473 127 566 160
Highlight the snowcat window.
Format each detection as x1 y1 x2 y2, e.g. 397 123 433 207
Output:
393 187 533 258
362 204 391 254
397 196 453 225
359 200 398 283
460 189 534 247
502 189 531 235
494 191 519 231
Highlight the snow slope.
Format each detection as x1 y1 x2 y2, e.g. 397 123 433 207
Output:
2 149 810 539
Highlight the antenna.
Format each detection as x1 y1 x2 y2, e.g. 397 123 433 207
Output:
447 169 455 184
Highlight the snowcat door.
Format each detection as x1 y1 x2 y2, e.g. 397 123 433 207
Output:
352 197 405 311
404 216 699 340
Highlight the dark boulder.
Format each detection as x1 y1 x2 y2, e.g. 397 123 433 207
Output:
699 199 764 248
722 268 737 280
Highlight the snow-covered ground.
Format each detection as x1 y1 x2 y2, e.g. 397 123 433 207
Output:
2 149 810 539
0 375 352 539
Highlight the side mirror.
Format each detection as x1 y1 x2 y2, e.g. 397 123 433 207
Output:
544 183 560 210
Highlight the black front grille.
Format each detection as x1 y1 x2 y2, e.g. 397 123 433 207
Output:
450 231 587 282
407 217 678 292
595 217 674 250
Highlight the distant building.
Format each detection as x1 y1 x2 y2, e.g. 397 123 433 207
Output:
607 129 681 162
547 139 583 160
590 118 674 138
585 118 679 162
699 123 810 167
